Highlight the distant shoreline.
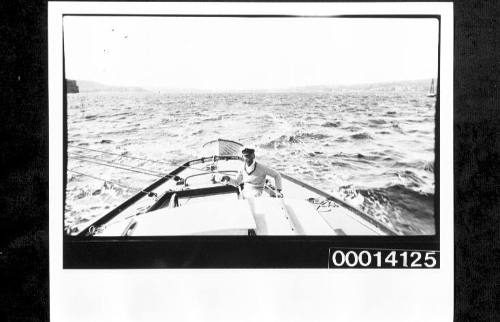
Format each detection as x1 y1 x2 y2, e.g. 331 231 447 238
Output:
66 78 435 94
65 79 149 93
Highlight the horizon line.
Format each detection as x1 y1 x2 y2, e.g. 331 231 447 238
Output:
67 77 437 93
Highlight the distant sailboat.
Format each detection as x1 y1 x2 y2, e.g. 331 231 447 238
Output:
427 79 436 97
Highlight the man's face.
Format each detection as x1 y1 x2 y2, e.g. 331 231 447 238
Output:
242 152 255 166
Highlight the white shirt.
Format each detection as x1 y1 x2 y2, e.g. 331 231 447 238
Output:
227 162 282 198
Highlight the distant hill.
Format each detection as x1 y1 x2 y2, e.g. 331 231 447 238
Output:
336 79 432 92
282 79 433 93
74 80 148 93
68 79 433 94
145 79 433 94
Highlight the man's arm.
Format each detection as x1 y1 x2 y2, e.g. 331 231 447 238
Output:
263 165 283 192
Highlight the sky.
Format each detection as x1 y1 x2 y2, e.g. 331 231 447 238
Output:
63 16 439 91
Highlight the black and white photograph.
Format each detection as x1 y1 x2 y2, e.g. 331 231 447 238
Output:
48 1 454 320
11 0 500 320
62 15 439 240
49 0 456 271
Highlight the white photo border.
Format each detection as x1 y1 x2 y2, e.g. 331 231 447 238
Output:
49 2 453 321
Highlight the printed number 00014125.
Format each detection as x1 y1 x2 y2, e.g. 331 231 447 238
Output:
328 249 439 268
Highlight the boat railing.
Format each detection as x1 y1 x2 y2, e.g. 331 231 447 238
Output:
187 155 242 166
183 170 238 187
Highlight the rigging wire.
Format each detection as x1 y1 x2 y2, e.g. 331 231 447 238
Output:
67 169 155 195
68 144 172 166
68 155 165 178
68 152 166 177
68 152 238 191
68 153 230 179
67 144 238 175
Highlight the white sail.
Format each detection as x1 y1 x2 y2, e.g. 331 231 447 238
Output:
427 79 436 97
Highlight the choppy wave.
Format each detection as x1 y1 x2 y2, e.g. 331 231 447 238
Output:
342 126 363 132
321 121 341 127
260 132 330 149
350 132 373 140
203 115 224 121
368 119 387 125
330 161 360 169
260 135 300 149
358 185 435 235
297 132 330 140
393 160 434 173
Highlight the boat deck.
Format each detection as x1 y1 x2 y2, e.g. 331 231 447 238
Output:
83 157 390 236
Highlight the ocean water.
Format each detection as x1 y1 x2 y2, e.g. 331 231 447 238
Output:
65 81 436 235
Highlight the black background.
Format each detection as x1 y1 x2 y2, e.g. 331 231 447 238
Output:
0 0 498 321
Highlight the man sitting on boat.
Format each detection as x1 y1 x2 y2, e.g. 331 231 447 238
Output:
221 147 283 198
